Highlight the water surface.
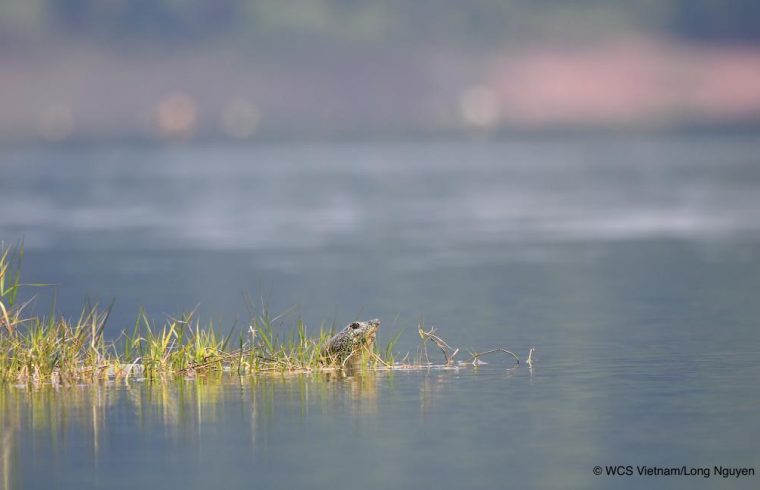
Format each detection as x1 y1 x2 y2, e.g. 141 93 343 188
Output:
1 135 759 489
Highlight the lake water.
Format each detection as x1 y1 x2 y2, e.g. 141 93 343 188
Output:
1 134 760 489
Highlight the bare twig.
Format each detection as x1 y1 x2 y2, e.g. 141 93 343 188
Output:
469 348 520 366
368 349 391 367
125 357 142 384
340 349 356 368
418 325 459 365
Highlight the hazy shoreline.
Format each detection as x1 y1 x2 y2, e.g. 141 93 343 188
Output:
3 39 760 144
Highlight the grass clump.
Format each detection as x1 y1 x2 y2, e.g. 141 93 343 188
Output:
0 244 399 384
0 243 522 385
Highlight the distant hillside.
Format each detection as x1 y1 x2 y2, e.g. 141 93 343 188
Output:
2 0 760 49
2 2 760 142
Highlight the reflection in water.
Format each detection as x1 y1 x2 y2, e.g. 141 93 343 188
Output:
419 371 449 417
0 372 386 489
1 415 13 490
1 384 113 488
318 370 379 415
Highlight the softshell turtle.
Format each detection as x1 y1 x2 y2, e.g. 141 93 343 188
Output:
323 319 380 368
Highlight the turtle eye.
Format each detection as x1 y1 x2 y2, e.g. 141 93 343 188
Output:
349 322 360 330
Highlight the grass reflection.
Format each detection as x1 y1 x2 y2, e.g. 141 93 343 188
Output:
0 371 386 488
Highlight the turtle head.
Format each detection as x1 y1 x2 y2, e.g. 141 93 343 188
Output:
347 318 380 346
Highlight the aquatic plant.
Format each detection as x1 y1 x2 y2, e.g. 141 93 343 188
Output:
0 244 522 385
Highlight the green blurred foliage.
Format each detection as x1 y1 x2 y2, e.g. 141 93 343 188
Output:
1 0 758 48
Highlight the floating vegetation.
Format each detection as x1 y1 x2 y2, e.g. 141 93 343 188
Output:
0 244 524 385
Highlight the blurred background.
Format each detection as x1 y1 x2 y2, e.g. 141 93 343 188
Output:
2 0 760 143
1 1 760 338
4 5 760 489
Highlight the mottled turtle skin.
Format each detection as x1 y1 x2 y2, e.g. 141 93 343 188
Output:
324 319 380 367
